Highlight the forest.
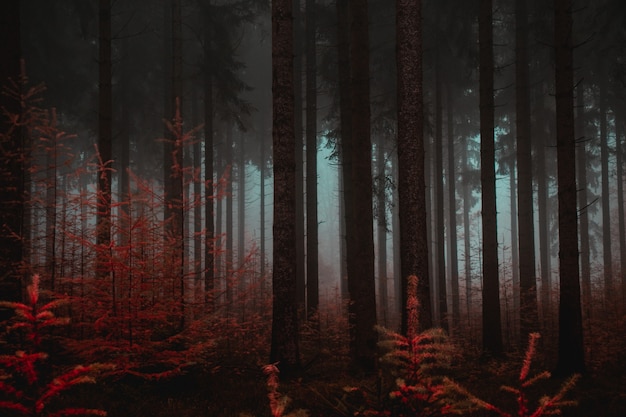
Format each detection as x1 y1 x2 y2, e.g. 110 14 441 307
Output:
0 0 625 416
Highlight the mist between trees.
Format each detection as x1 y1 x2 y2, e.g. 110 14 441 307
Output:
1 0 625 387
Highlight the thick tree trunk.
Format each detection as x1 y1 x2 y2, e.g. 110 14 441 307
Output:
515 0 538 342
480 0 503 356
554 0 585 376
305 0 319 318
396 0 432 334
0 0 23 326
270 0 301 376
347 0 378 372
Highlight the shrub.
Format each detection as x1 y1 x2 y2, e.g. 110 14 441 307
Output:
0 275 113 416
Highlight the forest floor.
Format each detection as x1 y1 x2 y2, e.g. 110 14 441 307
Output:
64 341 626 417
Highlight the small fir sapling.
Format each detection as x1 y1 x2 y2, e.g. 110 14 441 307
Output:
0 274 113 416
445 332 579 417
368 275 460 416
262 362 309 417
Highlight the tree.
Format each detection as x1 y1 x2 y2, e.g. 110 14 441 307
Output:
270 0 301 376
96 0 112 300
0 0 23 323
515 0 539 341
305 0 319 318
479 0 503 356
396 0 433 335
346 0 378 373
553 0 585 376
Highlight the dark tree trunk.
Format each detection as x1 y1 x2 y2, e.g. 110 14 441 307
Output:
396 0 433 334
203 12 215 308
554 0 585 376
337 0 352 304
462 137 473 328
305 0 319 318
270 0 301 376
515 0 538 342
162 0 184 329
97 0 113 311
616 110 626 307
0 0 23 321
446 86 460 331
575 82 591 313
377 137 388 326
347 0 378 372
599 64 613 303
225 125 233 313
293 0 306 315
434 58 447 331
479 0 503 356
237 130 246 299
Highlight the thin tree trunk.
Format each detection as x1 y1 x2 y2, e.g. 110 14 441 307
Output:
337 0 352 305
305 0 319 318
97 0 113 316
203 15 215 307
576 82 591 313
462 137 473 330
237 130 246 300
554 0 585 376
434 58 447 331
515 0 538 342
377 137 388 326
616 110 626 307
480 0 503 356
599 64 613 304
226 125 233 314
446 86 460 331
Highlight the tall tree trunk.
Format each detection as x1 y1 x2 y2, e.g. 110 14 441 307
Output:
599 64 613 304
97 0 113 317
377 138 388 326
337 0 352 304
347 0 378 372
515 0 538 342
575 82 591 313
270 0 301 376
554 0 585 376
0 0 23 318
462 137 473 329
293 0 306 315
434 57 447 331
45 116 57 292
480 0 503 356
446 86 460 331
396 0 433 334
237 130 246 299
225 125 233 314
192 86 201 310
616 111 626 307
259 127 267 288
305 0 319 318
203 14 215 307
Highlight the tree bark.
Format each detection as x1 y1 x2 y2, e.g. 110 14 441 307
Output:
396 0 433 334
479 0 503 356
270 0 301 376
203 11 215 308
599 63 613 303
305 0 319 318
0 0 23 322
554 0 585 376
515 0 539 342
446 86 460 331
347 0 378 372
